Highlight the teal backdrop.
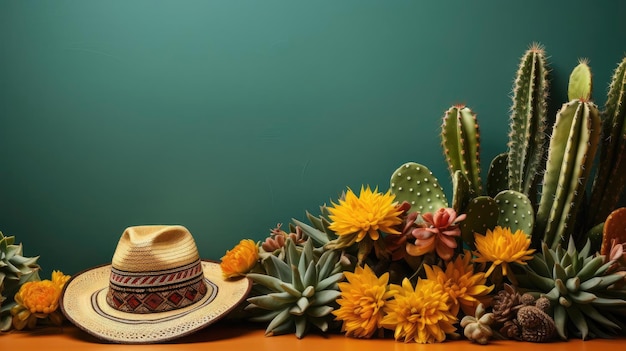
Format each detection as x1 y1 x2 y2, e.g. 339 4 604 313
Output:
1 1 625 275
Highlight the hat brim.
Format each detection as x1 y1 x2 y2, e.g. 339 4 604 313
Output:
60 260 251 344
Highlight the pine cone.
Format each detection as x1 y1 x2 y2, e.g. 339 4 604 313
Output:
500 319 522 340
492 283 523 324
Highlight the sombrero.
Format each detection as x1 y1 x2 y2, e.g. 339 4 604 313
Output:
60 225 251 343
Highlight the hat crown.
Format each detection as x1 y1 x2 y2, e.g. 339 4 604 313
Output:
112 225 200 272
106 225 208 314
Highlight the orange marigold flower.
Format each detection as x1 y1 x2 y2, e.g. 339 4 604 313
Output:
424 251 494 316
17 280 61 314
11 270 70 330
333 265 393 338
220 239 259 279
473 226 535 278
381 278 457 343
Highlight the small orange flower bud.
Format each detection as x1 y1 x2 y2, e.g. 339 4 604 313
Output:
220 239 259 279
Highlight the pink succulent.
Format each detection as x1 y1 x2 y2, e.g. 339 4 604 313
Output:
406 207 466 260
261 223 305 252
607 239 626 269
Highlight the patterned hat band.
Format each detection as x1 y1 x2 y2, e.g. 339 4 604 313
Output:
106 260 207 313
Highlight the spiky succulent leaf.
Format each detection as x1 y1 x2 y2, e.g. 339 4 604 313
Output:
516 238 626 340
245 237 344 338
0 231 40 332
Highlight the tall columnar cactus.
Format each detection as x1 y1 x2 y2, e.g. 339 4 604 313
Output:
534 62 601 250
441 105 482 195
587 56 626 227
507 43 550 199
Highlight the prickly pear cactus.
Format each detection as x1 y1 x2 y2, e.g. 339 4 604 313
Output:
494 190 534 236
389 162 448 213
460 190 534 249
441 105 482 195
507 43 549 197
588 56 626 227
487 153 509 198
460 196 498 249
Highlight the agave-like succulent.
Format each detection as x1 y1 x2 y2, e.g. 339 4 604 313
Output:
516 237 626 340
1 231 41 331
245 238 346 338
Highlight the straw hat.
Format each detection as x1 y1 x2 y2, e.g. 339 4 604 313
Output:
60 225 251 343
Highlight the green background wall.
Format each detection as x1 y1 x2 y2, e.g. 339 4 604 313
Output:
1 1 625 275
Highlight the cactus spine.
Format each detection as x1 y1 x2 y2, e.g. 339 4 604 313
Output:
587 56 626 226
441 105 482 195
535 61 601 249
507 43 549 199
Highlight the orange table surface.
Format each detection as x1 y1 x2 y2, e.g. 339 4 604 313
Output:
2 321 625 351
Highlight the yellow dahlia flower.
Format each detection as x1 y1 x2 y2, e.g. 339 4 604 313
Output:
473 226 535 278
52 270 70 288
11 270 70 330
333 265 393 338
220 239 259 279
381 278 457 343
424 252 493 316
328 186 403 243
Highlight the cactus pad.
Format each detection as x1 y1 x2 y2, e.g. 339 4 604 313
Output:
487 153 509 198
494 190 534 236
389 162 448 213
459 196 499 249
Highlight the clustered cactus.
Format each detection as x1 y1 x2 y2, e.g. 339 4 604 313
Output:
535 61 601 250
388 43 626 341
230 43 626 343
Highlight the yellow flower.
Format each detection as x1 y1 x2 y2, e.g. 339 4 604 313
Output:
11 270 70 330
473 226 535 278
424 252 494 316
52 270 70 288
332 265 394 338
328 186 403 243
380 278 457 343
220 239 259 279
